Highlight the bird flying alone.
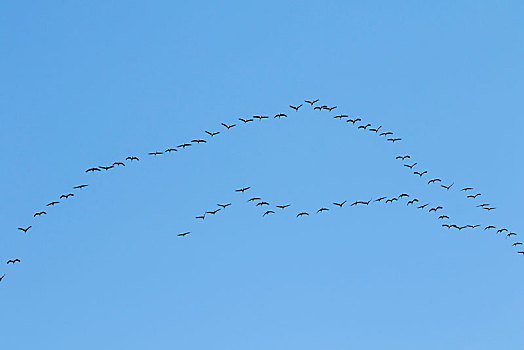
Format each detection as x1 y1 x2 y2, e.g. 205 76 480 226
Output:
178 232 190 237
18 226 31 232
7 259 20 264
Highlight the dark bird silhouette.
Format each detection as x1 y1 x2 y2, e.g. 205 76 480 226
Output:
113 162 125 166
438 215 449 219
248 197 261 202
256 201 270 206
290 104 303 111
276 204 290 209
457 225 468 231
387 138 402 142
467 224 480 228
99 165 114 170
238 118 253 123
497 228 508 233
274 113 287 119
334 114 348 120
18 226 31 232
362 199 372 205
333 201 347 207
253 115 269 120
442 224 452 229
314 105 326 111
375 197 387 202
467 193 481 199
326 106 337 111
441 183 454 190
178 143 191 148
369 126 382 133
396 155 410 160
217 203 231 208
484 225 496 230
60 193 74 199
347 118 362 124
461 187 473 192
507 232 517 238
236 187 250 193
263 210 275 217
429 206 443 212
221 123 236 129
195 215 205 220
398 193 409 198
86 167 100 172
518 251 524 255
380 131 393 136
428 178 441 184
47 201 59 206
165 148 178 153
358 124 371 130
407 198 419 205
414 171 427 177
178 231 190 237
513 242 522 246
191 139 207 143
483 207 496 211
74 184 88 189
477 203 490 207
205 131 220 136
206 209 221 215
7 259 20 264
148 152 163 156
317 207 329 213
304 99 319 105
417 203 429 209
126 156 139 161
386 198 398 204
296 212 309 217
404 163 417 169
33 211 47 217
0 274 5 282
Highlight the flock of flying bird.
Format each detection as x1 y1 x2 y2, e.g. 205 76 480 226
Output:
3 98 521 283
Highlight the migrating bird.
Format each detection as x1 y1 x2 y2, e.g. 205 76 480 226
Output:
304 99 319 105
18 226 31 233
73 184 88 189
221 123 236 129
276 204 290 209
248 197 261 202
512 242 522 246
386 198 398 204
518 251 524 255
33 211 47 217
0 274 4 282
404 163 417 169
148 151 163 156
177 232 190 237
113 162 125 166
387 138 402 142
507 232 517 238
429 206 443 212
236 187 250 193
461 187 473 192
467 193 481 199
195 215 205 220
334 114 348 120
407 199 419 205
414 171 428 177
477 203 490 207
438 215 450 220
467 224 480 228
239 118 253 123
99 165 114 170
206 209 221 215
333 201 347 207
178 143 191 148
165 148 178 152
256 201 270 206
428 178 441 184
369 126 382 133
47 201 59 206
296 212 309 217
60 193 74 199
205 131 220 136
497 228 508 233
317 207 329 213
375 197 387 202
417 203 429 209
483 207 496 211
358 124 371 130
380 131 393 137
217 203 231 208
126 156 139 161
347 118 362 124
7 259 20 265
484 225 496 230
441 183 454 190
396 155 410 160
274 113 287 119
253 115 268 120
326 106 337 111
86 167 101 172
191 139 207 143
290 104 303 111
263 210 275 217
442 224 452 229
398 193 409 198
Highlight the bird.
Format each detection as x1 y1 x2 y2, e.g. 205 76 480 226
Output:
274 113 287 118
438 215 449 220
296 212 309 217
178 143 191 148
375 197 387 202
304 99 319 105
429 206 443 212
313 105 326 111
484 225 496 230
385 198 398 204
507 232 517 238
191 139 207 143
404 163 417 169
467 193 481 199
33 211 47 217
333 201 347 207
461 187 473 192
457 225 468 231
99 165 114 170
276 204 290 209
369 126 382 133
512 242 522 246
380 131 393 137
497 228 508 233
483 207 496 211
165 148 178 152
467 224 480 228
60 193 74 199
253 115 268 120
477 203 490 207
47 201 59 206
18 226 31 233
256 201 270 206
407 199 419 205
217 203 231 208
347 118 362 124
236 187 250 193
334 114 348 120
317 207 329 213
263 210 275 217
195 215 205 220
7 259 20 264
518 251 524 255
414 171 427 177
326 106 337 111
205 131 220 136
126 156 139 161
86 167 100 172
441 183 454 190
428 178 441 184
148 151 163 156
358 124 371 130
73 184 88 189
238 118 253 123
0 274 5 282
398 193 409 198
417 203 429 209
387 138 402 142
290 104 303 111
248 197 261 202
396 155 410 160
206 209 221 215
113 162 125 166
442 224 452 229
221 123 236 129
177 232 190 237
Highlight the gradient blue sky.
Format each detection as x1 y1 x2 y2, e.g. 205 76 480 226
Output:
1 1 523 349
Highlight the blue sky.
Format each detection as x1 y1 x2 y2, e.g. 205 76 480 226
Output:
1 1 523 349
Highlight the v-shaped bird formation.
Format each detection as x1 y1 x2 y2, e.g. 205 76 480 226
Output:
2 98 520 284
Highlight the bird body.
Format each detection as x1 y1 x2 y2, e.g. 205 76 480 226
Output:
18 226 31 232
7 259 20 264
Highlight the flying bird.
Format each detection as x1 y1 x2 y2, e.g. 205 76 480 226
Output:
375 197 387 202
177 232 190 237
178 143 191 148
396 155 410 160
148 152 163 156
507 232 517 238
205 131 220 136
274 113 287 118
195 215 205 220
417 203 429 209
414 171 427 177
326 106 337 111
99 165 114 170
296 212 309 217
239 118 253 123
369 126 382 133
304 99 319 105
441 183 454 190
333 201 347 207
386 198 398 204
253 115 268 120
380 131 393 136
276 204 290 209
290 104 303 111
18 226 31 232
334 114 348 120
263 210 275 217
484 225 496 230
248 197 261 202
165 148 178 152
387 138 402 142
347 118 362 124
518 251 524 255
0 274 5 282
126 156 139 161
74 184 88 189
47 201 59 206
467 224 480 228
217 203 231 208
497 228 508 233
113 162 125 166
398 193 409 198
221 123 236 129
428 178 441 184
7 259 20 264
483 207 496 211
404 163 417 169
438 215 449 220
33 211 46 217
206 209 221 215
467 193 481 199
477 203 490 207
407 199 419 205
86 167 100 172
358 124 371 130
256 201 270 206
513 242 522 246
317 207 329 213
429 206 443 212
236 187 250 193
60 193 74 199
191 139 207 143
461 187 473 192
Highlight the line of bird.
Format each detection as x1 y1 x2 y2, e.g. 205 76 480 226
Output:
5 98 520 283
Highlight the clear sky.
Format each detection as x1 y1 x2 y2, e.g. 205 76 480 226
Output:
1 1 523 349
